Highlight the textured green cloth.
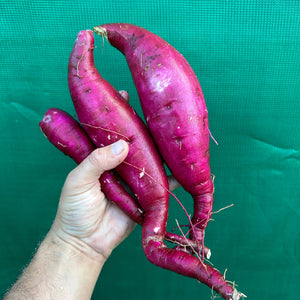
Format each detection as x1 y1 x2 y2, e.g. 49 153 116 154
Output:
1 1 300 299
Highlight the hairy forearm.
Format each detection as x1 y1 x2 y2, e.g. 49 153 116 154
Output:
4 230 106 300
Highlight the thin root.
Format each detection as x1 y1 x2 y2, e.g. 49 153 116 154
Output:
80 122 131 142
93 27 109 51
175 219 209 274
76 49 88 78
210 287 220 300
57 142 67 148
211 174 215 183
208 128 218 146
175 219 200 260
102 35 105 51
212 204 234 215
76 46 95 78
223 268 228 280
224 272 247 299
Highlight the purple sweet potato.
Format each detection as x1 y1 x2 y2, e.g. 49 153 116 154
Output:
39 107 143 224
94 23 214 245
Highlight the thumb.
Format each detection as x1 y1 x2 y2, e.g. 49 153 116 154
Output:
66 140 129 188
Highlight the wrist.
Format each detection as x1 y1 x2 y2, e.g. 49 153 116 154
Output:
48 222 108 264
5 228 107 300
38 230 106 299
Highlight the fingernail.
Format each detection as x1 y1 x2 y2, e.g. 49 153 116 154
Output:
111 140 126 155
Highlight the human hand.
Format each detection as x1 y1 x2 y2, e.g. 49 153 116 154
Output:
51 139 133 260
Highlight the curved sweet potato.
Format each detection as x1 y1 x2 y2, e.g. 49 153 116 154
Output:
94 23 214 245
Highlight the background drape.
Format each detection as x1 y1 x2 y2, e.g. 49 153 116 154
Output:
1 1 299 298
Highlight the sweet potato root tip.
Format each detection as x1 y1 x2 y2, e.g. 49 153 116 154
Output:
93 26 107 39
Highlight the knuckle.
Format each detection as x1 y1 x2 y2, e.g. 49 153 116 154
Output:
88 148 102 165
64 168 79 189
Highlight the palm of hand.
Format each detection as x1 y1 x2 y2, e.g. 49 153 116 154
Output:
56 173 135 258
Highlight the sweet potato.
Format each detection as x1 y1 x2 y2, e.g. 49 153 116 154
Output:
64 30 243 299
39 107 143 223
94 23 214 245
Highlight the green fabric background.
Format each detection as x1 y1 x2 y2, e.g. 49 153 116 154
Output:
1 0 299 299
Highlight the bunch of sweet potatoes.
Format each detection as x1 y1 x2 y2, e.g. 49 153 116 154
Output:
40 24 244 299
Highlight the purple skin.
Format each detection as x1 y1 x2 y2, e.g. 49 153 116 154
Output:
65 30 243 300
39 107 207 253
94 23 214 245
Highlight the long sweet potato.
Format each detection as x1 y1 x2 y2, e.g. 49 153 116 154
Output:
64 30 243 299
94 23 214 245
